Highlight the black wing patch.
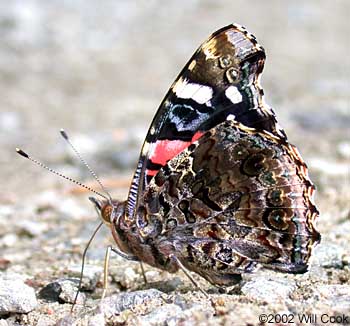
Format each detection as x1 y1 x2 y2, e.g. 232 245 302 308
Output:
126 24 287 221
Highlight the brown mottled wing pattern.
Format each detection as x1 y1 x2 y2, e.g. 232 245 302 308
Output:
135 120 320 286
126 24 287 221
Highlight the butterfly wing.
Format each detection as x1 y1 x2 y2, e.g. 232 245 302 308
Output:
135 121 320 286
126 24 287 220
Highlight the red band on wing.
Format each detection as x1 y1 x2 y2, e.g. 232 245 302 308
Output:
149 131 204 166
147 169 159 177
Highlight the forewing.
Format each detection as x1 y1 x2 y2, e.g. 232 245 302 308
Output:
126 24 286 219
135 120 320 286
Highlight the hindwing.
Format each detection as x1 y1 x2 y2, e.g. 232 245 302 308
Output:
134 121 320 285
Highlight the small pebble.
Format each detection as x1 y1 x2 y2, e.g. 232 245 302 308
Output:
39 282 63 302
317 284 350 298
39 278 85 304
241 276 296 302
315 284 350 310
56 315 76 326
0 259 10 271
99 289 164 318
16 220 48 237
139 304 183 326
67 264 103 291
312 243 345 269
0 275 38 314
0 206 14 221
143 277 182 293
58 279 85 305
109 264 144 288
0 234 18 247
87 313 105 326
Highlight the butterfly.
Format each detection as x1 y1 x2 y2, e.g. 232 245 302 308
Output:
85 24 320 287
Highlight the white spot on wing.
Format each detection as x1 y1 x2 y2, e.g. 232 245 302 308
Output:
141 141 150 155
173 78 213 105
225 86 243 104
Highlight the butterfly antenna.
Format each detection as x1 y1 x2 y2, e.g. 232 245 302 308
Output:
16 148 108 201
59 129 113 203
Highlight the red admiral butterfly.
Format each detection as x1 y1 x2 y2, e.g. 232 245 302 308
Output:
99 24 320 287
18 24 320 292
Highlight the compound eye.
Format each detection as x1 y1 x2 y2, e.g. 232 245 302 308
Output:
101 204 113 223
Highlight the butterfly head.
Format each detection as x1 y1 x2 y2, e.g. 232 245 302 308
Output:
89 196 125 226
89 196 133 257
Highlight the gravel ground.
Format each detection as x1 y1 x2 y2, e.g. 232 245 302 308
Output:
0 1 349 325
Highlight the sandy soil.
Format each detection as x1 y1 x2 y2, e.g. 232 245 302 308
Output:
0 1 349 325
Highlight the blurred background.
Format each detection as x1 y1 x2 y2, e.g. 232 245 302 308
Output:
0 0 349 321
1 0 348 199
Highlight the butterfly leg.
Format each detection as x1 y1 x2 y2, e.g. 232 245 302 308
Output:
139 261 148 284
263 261 309 274
72 222 104 312
101 245 112 300
169 254 209 299
110 247 139 261
101 246 140 299
110 247 147 284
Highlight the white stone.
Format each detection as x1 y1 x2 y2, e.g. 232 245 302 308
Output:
0 276 38 314
0 234 18 247
242 276 296 302
67 264 103 291
140 304 183 325
88 313 105 326
99 289 164 318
